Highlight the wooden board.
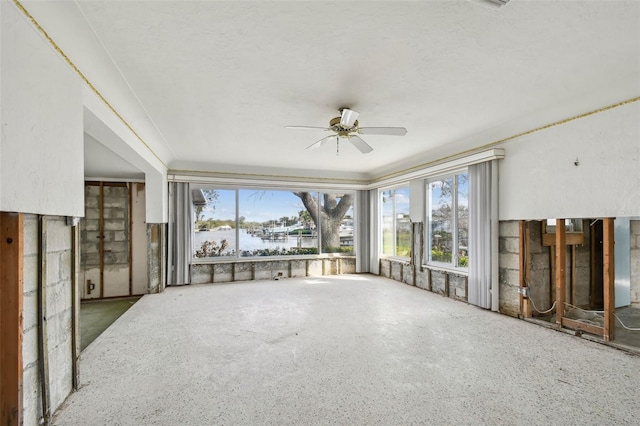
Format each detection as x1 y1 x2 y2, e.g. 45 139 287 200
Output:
542 232 584 246
0 212 23 426
555 219 566 326
603 218 615 341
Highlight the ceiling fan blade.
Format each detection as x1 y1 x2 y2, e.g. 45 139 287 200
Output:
358 127 407 136
349 135 373 154
306 135 336 150
286 126 331 131
340 108 360 127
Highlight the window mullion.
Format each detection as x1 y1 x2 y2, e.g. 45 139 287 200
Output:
452 176 459 266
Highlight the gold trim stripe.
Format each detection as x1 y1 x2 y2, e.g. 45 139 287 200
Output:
371 96 640 184
13 0 638 183
13 0 168 170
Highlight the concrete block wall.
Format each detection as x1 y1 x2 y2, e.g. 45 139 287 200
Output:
498 221 520 317
80 185 130 267
379 220 469 303
190 257 356 284
22 215 74 425
631 220 640 304
499 220 594 318
148 223 166 293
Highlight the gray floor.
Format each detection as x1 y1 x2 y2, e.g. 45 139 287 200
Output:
53 275 640 425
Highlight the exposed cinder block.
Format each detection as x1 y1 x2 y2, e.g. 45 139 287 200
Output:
380 259 391 278
499 237 520 255
23 215 39 257
499 252 520 270
23 254 38 294
85 208 100 220
499 282 520 317
290 260 307 277
499 267 520 288
499 221 520 238
213 263 233 283
47 218 71 252
390 261 403 282
415 269 429 290
234 262 253 281
48 335 73 410
307 259 323 276
191 264 212 284
323 259 338 275
22 291 39 333
340 258 356 274
448 274 467 301
431 270 447 295
402 264 415 286
22 365 40 426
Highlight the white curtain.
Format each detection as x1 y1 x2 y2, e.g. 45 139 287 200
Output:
468 160 498 310
356 190 371 273
167 182 192 285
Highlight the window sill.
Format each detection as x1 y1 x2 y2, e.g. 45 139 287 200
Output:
422 263 468 276
191 254 355 264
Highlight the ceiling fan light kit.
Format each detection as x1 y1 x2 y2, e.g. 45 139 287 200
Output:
287 108 407 155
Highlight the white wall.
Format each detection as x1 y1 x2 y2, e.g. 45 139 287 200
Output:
498 102 640 220
1 2 84 217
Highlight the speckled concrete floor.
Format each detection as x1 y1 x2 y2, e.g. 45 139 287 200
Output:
53 275 640 425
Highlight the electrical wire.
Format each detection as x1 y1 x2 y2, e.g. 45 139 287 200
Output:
614 314 640 331
523 278 557 314
563 302 640 332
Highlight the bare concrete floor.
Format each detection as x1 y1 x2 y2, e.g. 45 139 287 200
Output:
53 275 640 425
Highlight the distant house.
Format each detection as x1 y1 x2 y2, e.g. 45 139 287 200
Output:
216 225 232 231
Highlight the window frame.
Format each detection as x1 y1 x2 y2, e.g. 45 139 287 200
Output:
190 185 357 261
425 171 469 270
379 184 411 259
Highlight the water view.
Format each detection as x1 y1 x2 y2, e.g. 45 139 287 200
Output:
194 228 318 254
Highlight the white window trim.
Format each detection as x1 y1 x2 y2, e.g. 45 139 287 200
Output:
379 184 410 259
425 172 468 269
190 185 358 260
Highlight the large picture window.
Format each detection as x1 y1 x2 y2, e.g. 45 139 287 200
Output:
427 173 468 267
193 187 354 259
381 186 410 257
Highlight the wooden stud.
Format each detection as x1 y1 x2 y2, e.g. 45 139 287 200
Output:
555 219 566 327
571 245 577 306
603 218 615 341
128 184 133 296
519 221 525 315
590 220 597 308
71 224 81 390
37 216 51 424
0 212 24 426
549 245 555 308
99 182 105 298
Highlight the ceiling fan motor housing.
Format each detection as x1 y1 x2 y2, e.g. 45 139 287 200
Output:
329 116 359 136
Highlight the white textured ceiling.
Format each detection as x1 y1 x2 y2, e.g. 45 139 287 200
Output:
59 1 640 180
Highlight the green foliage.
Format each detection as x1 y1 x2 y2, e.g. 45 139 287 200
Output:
431 248 452 263
459 256 469 267
323 246 353 254
241 247 318 257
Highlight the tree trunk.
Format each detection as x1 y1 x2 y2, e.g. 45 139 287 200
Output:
293 192 353 252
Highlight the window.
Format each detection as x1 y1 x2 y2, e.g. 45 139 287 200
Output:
193 187 354 258
381 186 410 257
427 173 468 267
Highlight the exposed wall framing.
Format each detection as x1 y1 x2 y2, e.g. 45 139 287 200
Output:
0 212 24 426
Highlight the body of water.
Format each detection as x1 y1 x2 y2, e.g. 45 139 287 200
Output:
194 229 317 253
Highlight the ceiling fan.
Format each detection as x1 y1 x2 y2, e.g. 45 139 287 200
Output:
286 108 407 155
